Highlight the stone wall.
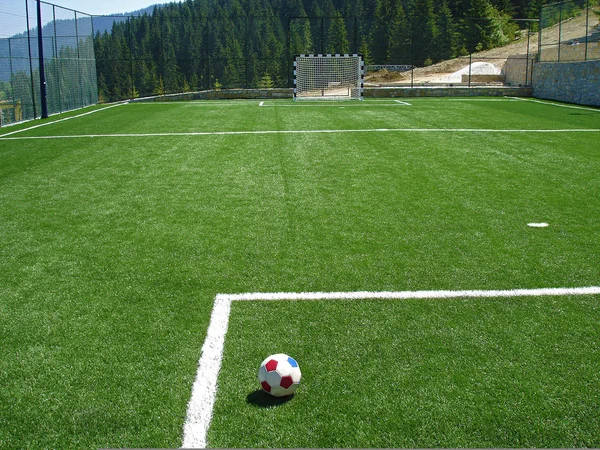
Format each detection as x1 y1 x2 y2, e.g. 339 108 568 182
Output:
532 60 600 106
131 86 534 102
131 88 292 102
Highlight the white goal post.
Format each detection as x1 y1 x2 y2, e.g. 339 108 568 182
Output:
293 54 364 101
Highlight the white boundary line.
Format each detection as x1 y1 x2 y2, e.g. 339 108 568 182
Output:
2 128 599 141
181 286 600 448
506 97 600 112
0 102 127 138
394 100 412 105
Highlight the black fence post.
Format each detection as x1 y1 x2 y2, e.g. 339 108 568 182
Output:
320 17 324 54
8 38 16 116
525 21 531 86
468 52 472 87
557 2 563 62
353 17 358 54
205 18 210 90
36 0 48 118
584 0 589 60
287 17 291 88
26 0 37 119
128 16 134 99
52 5 63 112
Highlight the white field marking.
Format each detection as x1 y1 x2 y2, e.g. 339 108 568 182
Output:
2 128 600 141
259 101 264 107
506 96 600 112
427 98 519 101
258 104 405 107
182 294 231 449
128 100 261 106
394 100 412 105
0 102 127 138
528 222 549 227
182 285 600 448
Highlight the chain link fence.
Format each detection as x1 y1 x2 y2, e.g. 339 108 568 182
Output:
0 4 552 118
0 0 98 126
93 14 539 103
540 0 600 61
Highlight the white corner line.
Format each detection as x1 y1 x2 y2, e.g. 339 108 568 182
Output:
182 294 232 449
181 286 600 448
259 101 264 107
394 100 412 105
0 102 127 137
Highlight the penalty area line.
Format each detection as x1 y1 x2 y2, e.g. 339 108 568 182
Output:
181 285 600 448
3 128 600 141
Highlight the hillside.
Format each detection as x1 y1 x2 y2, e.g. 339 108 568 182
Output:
367 8 600 84
93 0 555 100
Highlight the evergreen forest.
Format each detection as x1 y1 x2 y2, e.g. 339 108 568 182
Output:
91 0 589 100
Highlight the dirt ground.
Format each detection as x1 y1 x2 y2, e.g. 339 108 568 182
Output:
366 10 600 85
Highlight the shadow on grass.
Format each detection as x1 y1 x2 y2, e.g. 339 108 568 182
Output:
246 389 294 408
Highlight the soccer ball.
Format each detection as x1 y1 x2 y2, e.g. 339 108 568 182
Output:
258 354 301 397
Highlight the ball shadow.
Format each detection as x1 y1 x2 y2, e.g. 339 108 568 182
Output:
246 389 294 408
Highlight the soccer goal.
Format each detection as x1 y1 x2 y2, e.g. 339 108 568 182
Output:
293 54 364 101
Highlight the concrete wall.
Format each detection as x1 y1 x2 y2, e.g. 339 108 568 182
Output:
532 60 600 106
504 55 534 86
365 86 532 98
460 74 505 83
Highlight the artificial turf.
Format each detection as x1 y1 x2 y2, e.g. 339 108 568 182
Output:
0 98 599 448
212 296 600 447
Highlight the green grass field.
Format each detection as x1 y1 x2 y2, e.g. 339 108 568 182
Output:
1 97 599 448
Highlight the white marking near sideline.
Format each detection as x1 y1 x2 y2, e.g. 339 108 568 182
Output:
528 222 549 228
259 101 264 107
2 128 599 141
258 101 405 107
394 100 412 105
506 97 600 112
0 102 127 137
181 286 600 448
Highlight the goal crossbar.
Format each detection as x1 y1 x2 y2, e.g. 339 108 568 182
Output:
293 54 364 101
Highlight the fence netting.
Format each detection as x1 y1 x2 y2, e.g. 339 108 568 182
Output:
92 14 539 103
540 0 600 62
0 0 98 126
7 1 592 117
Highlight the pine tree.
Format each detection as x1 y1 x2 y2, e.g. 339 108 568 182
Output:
433 1 457 62
327 12 350 54
387 2 409 63
288 0 314 55
407 0 438 66
371 0 397 63
462 0 501 52
257 71 274 88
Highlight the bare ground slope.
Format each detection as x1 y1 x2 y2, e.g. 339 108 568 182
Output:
367 10 600 85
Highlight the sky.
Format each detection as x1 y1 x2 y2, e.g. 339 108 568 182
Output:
49 0 177 16
0 0 182 38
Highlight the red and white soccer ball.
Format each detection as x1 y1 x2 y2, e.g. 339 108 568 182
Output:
258 354 301 397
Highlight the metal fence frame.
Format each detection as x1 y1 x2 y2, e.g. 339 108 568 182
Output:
0 0 98 125
539 0 600 62
92 14 539 103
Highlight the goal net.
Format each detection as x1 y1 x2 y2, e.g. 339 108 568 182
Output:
294 54 364 101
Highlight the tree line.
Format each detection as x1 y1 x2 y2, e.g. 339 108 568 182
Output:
93 0 575 101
